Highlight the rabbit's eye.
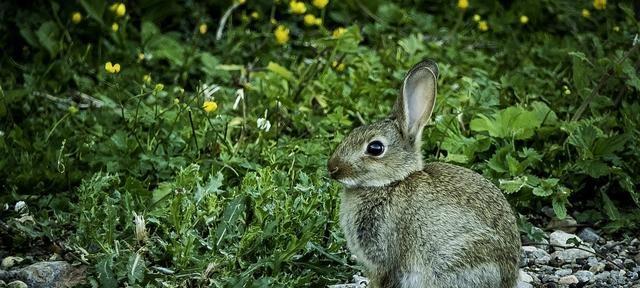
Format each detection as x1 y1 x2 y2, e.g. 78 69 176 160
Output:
366 141 385 156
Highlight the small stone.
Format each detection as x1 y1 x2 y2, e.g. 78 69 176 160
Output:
628 271 639 281
517 281 534 288
558 275 579 285
574 270 594 283
549 230 592 252
1 256 24 269
630 238 640 246
547 215 578 233
607 259 624 270
541 274 559 283
624 259 637 269
551 248 593 263
586 257 599 268
577 228 600 244
521 246 552 265
589 262 606 273
519 269 533 283
594 271 611 282
555 268 572 277
7 281 27 288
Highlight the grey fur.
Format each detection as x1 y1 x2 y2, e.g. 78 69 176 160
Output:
328 60 520 288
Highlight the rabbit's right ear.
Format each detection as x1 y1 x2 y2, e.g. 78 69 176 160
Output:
393 59 438 143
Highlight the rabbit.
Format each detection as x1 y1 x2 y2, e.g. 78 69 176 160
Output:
327 59 521 288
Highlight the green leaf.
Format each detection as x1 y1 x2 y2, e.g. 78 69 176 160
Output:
199 52 221 77
499 176 528 194
552 197 567 219
267 62 295 82
127 253 146 284
141 21 160 43
147 34 185 66
601 191 620 220
80 0 106 26
470 106 543 139
35 21 61 57
96 256 117 288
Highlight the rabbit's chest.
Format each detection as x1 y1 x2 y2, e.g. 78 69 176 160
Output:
339 191 395 268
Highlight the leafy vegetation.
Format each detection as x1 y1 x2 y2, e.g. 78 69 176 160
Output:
1 0 639 286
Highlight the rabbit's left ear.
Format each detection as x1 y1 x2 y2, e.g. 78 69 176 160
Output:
395 59 438 142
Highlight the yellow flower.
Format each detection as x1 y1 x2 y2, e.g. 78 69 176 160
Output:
478 20 488 31
304 14 321 26
199 23 207 34
613 26 620 32
143 74 151 83
457 0 469 10
203 101 218 113
173 98 180 105
473 14 481 22
582 9 590 18
104 62 121 73
235 0 246 4
111 22 119 32
68 105 79 114
115 3 126 17
270 18 277 24
71 12 82 24
138 53 145 62
274 25 290 44
251 11 260 19
154 83 164 92
520 15 529 24
332 61 345 72
109 3 118 11
289 1 306 14
312 0 329 9
593 0 606 10
332 27 346 38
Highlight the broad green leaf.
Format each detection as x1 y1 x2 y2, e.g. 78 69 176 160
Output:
35 21 61 57
141 21 160 43
267 62 295 82
80 0 106 25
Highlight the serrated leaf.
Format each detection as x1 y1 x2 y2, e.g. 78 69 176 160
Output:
127 253 146 284
552 198 567 219
96 256 117 288
499 176 528 194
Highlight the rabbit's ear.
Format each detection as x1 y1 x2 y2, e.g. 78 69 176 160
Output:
395 60 438 142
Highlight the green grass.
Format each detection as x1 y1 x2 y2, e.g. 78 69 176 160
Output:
1 0 639 286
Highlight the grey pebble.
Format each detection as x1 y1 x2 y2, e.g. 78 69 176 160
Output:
574 270 594 283
577 228 601 244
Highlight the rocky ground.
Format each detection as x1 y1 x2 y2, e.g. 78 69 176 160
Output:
331 220 640 288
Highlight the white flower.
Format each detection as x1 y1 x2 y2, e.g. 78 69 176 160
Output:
201 83 221 99
233 89 244 110
133 212 147 242
257 109 271 132
257 118 271 132
14 201 27 213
